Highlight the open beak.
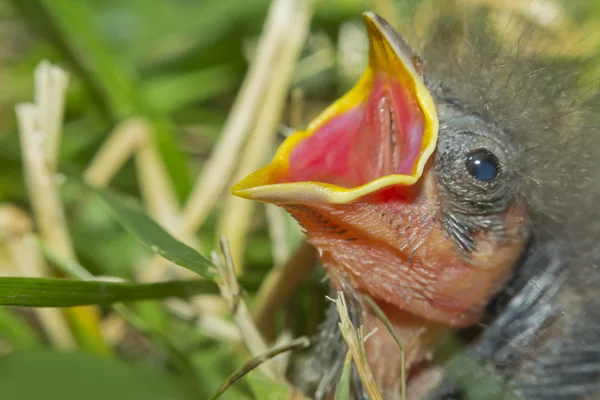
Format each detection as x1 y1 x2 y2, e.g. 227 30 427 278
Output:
231 12 438 205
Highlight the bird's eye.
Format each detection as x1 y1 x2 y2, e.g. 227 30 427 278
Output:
466 149 500 181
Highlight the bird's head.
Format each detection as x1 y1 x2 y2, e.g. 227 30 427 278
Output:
232 13 529 328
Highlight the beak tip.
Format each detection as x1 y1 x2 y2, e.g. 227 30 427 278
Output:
362 11 391 34
362 10 375 19
230 181 247 197
230 188 251 200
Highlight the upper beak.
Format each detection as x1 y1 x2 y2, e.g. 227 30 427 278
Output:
231 12 438 205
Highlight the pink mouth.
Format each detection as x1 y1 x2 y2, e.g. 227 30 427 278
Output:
283 73 425 189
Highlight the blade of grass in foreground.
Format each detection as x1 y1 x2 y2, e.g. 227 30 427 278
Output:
41 242 206 395
0 350 194 399
0 277 217 307
95 188 218 281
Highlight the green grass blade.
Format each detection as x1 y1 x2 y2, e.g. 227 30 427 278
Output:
10 0 191 199
245 371 289 400
142 66 240 114
95 188 218 280
0 277 217 307
40 238 205 388
0 350 195 399
334 351 353 400
15 0 144 120
129 0 270 66
9 0 137 119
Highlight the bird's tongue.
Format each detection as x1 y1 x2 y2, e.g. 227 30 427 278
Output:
231 12 438 205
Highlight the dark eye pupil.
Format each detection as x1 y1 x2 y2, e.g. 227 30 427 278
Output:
466 150 500 181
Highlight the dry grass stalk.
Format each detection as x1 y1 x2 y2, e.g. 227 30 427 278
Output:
84 118 145 188
83 117 188 284
329 291 383 400
218 0 316 271
0 204 75 349
81 0 315 287
265 204 292 268
134 125 180 230
142 0 317 317
165 298 241 343
272 330 294 377
75 0 317 346
180 0 314 238
84 118 180 229
15 61 107 353
363 294 406 400
211 236 278 379
100 313 129 344
16 62 75 260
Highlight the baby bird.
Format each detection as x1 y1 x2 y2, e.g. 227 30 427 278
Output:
232 3 600 399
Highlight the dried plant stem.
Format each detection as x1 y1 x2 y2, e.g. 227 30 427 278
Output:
12 238 76 348
16 65 74 260
208 336 310 400
212 236 278 379
329 291 383 400
15 61 108 354
271 330 294 377
265 205 292 268
165 298 241 343
34 63 68 169
84 118 180 228
84 118 184 284
0 205 75 349
133 125 180 229
180 0 313 237
84 119 145 188
218 0 315 271
363 294 406 400
253 241 317 336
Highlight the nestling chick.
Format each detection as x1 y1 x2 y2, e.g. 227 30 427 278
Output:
233 3 600 399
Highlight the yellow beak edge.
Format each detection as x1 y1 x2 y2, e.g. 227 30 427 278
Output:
231 12 439 205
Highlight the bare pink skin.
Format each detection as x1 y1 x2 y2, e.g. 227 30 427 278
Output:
285 167 528 327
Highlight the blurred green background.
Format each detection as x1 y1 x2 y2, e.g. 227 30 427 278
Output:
0 0 599 399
